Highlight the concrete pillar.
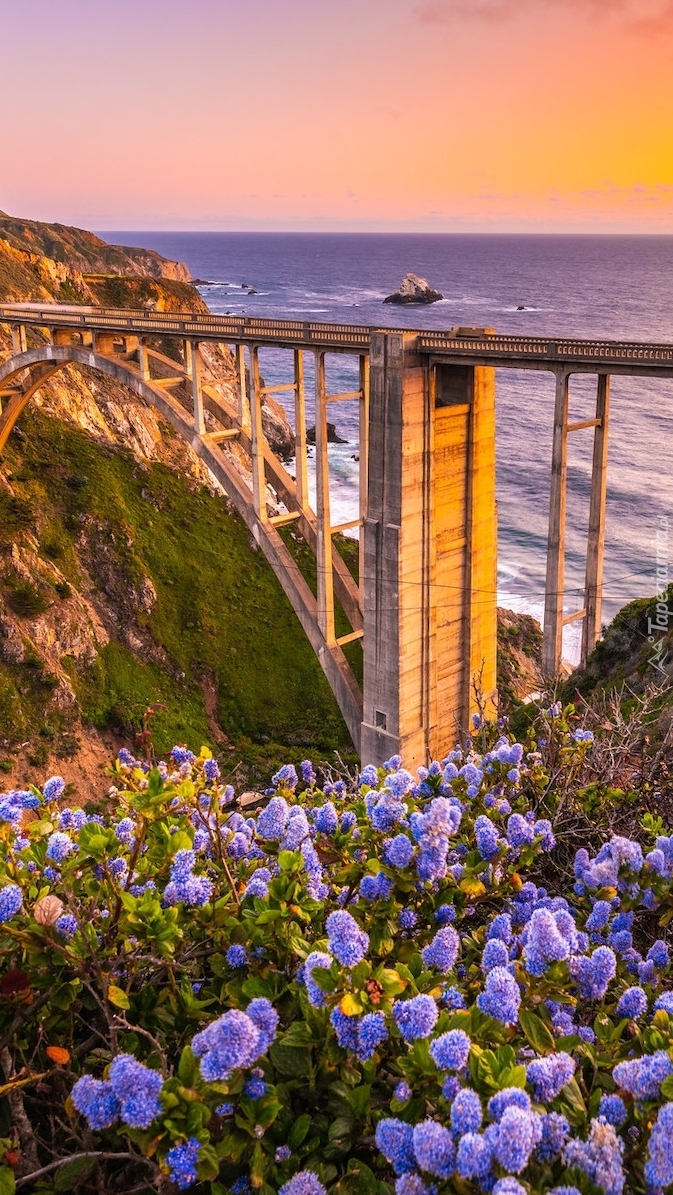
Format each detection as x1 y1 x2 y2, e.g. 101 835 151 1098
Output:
358 354 370 605
138 339 151 382
184 339 193 380
249 346 267 522
237 344 251 436
581 373 610 663
11 326 27 355
314 351 336 646
360 333 497 769
293 349 309 512
94 332 116 355
192 342 206 435
542 370 570 675
51 328 73 346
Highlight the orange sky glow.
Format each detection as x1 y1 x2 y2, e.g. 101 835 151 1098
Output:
3 0 672 231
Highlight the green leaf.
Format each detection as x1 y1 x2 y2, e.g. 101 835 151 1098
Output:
288 1112 312 1149
329 1116 354 1143
661 1075 673 1099
497 1065 527 1089
0 1168 15 1195
108 984 130 1010
268 1043 312 1077
378 969 408 997
177 1046 198 1087
196 1144 221 1182
54 1158 95 1191
519 1009 555 1054
558 1074 587 1125
278 850 302 872
146 767 165 798
310 966 336 994
348 1084 372 1119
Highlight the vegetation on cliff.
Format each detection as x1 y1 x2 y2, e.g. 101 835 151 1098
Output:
0 408 356 786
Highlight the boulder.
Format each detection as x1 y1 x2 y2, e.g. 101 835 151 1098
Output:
383 272 443 305
306 422 347 445
262 399 295 460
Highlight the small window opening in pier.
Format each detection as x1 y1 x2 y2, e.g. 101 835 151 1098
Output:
375 710 387 729
435 364 472 408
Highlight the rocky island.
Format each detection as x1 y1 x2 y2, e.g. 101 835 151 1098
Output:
383 271 444 305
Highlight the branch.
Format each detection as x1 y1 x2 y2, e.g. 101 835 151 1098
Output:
15 1151 157 1188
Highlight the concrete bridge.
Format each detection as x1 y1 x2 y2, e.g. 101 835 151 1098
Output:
1 301 672 767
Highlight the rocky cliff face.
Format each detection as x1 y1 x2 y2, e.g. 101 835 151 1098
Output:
0 212 192 281
0 220 320 795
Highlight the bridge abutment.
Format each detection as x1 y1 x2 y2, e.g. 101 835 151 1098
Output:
361 332 498 769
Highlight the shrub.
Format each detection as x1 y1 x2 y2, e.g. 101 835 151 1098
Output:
0 717 672 1194
5 579 49 617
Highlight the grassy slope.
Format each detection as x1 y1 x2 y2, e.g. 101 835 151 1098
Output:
0 409 358 779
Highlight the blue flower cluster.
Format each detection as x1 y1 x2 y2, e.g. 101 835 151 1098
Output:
165 1137 202 1189
191 999 277 1081
71 1054 163 1130
164 849 213 907
0 884 23 922
325 911 369 966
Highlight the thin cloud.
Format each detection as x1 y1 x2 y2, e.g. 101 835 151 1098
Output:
413 0 667 27
628 0 673 35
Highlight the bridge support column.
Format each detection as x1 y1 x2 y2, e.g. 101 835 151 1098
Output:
581 373 610 664
191 341 206 434
11 326 27 355
361 333 497 770
50 329 73 346
93 333 116 355
358 354 370 602
294 349 309 512
237 344 251 436
249 346 267 522
543 369 570 675
138 339 150 382
314 351 336 646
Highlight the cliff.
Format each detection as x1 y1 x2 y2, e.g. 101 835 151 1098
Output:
0 220 337 796
0 212 192 282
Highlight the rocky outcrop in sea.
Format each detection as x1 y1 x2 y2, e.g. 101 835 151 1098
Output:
383 272 443 305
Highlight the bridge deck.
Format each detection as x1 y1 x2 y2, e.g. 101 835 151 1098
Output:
2 302 673 374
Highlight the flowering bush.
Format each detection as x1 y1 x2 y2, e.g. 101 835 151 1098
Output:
0 714 672 1194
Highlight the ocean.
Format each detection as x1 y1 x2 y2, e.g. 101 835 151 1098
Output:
100 232 673 663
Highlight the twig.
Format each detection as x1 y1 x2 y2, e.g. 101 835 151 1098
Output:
15 1151 157 1188
113 1015 169 1077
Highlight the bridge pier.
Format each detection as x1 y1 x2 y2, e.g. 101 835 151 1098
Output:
361 332 498 770
582 374 610 662
11 325 27 355
543 370 611 675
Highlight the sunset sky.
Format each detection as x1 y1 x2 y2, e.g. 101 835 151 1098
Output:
3 0 672 231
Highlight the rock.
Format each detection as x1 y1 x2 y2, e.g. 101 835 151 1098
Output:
383 272 443 305
262 400 295 460
306 422 347 445
497 608 544 705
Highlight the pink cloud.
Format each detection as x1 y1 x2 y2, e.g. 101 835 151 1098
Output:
413 0 669 26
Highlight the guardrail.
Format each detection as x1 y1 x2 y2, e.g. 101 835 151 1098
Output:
418 330 673 366
0 303 371 351
2 303 673 367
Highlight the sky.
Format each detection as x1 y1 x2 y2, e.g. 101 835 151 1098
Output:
2 0 672 232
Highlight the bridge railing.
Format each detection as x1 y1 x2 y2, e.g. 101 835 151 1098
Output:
0 302 372 351
418 329 673 365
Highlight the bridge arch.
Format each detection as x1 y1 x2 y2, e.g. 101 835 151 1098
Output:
0 343 364 748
